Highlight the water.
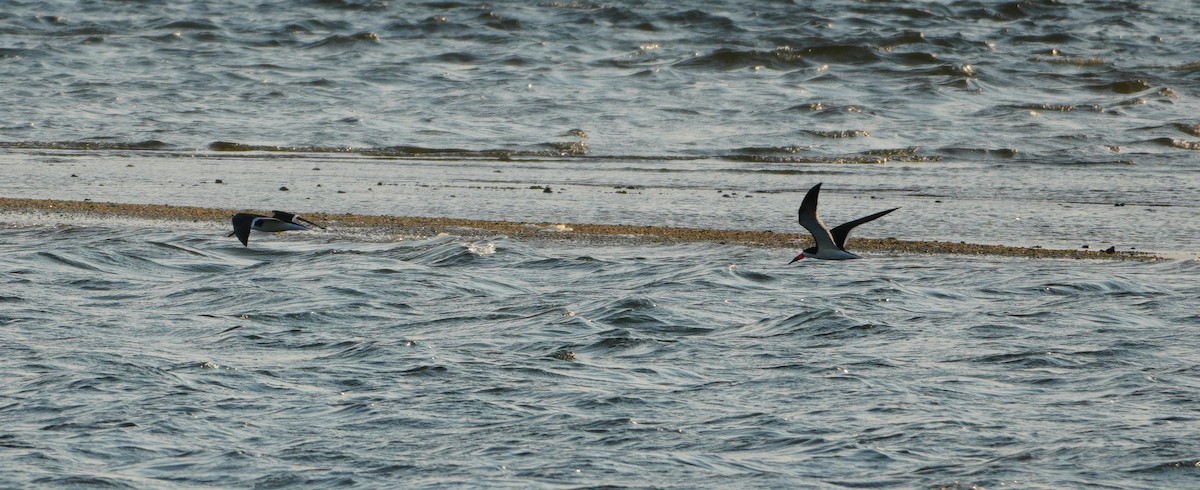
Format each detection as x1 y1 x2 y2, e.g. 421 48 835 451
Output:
2 1 1198 159
2 221 1199 488
3 1 1200 487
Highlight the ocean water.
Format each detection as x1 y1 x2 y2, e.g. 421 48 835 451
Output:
2 219 1199 489
3 0 1200 488
2 0 1198 160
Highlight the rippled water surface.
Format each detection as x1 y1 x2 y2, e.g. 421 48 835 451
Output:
3 1 1200 487
2 219 1199 488
3 0 1199 159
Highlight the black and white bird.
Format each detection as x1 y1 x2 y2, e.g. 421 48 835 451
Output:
790 183 898 263
229 210 325 246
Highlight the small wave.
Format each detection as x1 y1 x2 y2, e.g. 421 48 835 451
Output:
399 364 450 377
726 147 939 164
383 16 474 36
782 102 868 116
362 144 587 159
50 25 118 37
884 51 942 66
0 47 39 59
1172 123 1200 137
937 147 1019 158
466 241 496 255
33 250 105 272
415 51 480 64
281 19 353 34
1089 79 1153 94
1127 460 1200 474
0 140 172 150
1013 33 1083 44
1036 279 1168 297
674 47 809 71
480 12 522 31
1169 60 1200 72
1031 56 1106 66
585 297 670 328
964 351 1081 369
796 44 880 64
313 341 386 361
661 9 735 29
727 267 776 284
583 335 664 353
1009 103 1103 112
964 323 1029 338
157 19 220 31
803 129 871 138
304 0 390 11
1 139 942 164
985 0 1063 20
301 32 381 49
538 141 589 156
878 30 929 47
735 309 871 340
1147 137 1200 151
734 146 807 154
397 238 493 267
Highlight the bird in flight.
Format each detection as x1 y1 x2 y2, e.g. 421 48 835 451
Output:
790 183 897 262
229 210 325 246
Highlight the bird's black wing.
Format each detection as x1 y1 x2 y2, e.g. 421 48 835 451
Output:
829 207 898 250
271 210 297 223
230 213 259 246
797 183 841 253
272 210 325 229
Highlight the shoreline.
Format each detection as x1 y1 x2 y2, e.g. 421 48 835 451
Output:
0 197 1160 261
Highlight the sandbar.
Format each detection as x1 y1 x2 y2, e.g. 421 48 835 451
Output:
0 197 1159 261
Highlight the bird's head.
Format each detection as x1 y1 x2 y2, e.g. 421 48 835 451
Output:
789 246 819 264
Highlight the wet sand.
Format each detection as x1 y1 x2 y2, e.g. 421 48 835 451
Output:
0 197 1158 260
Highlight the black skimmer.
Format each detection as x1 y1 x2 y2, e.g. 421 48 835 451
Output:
229 210 325 246
790 183 898 263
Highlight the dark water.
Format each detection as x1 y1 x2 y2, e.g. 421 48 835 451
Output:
2 219 1199 489
2 0 1198 161
3 1 1200 487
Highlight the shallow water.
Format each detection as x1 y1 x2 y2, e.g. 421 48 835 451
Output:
2 219 1199 488
2 148 1198 257
3 0 1200 255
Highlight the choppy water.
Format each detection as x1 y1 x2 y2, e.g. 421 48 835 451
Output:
3 0 1199 160
3 1 1200 488
2 219 1199 489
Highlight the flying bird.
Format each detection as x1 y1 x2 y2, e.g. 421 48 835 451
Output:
790 183 897 263
229 210 325 246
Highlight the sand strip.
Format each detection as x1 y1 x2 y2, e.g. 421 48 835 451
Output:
0 197 1157 261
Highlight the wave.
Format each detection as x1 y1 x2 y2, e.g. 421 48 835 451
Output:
0 139 942 164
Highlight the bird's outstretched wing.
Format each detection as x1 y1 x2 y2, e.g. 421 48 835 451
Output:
272 210 325 230
829 207 899 250
230 213 258 246
797 183 840 253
